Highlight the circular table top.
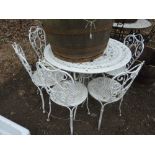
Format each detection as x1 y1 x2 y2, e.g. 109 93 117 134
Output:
113 19 152 29
44 39 132 74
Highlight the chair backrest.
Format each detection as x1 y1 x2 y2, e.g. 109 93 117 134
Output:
36 61 75 96
29 26 46 60
110 61 144 100
12 42 33 78
124 33 144 68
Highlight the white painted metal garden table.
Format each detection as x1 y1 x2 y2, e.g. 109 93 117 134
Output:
113 19 152 29
44 38 131 74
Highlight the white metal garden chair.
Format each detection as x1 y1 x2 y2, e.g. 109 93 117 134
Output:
36 61 88 135
88 61 144 130
29 26 66 80
29 26 90 117
28 26 67 113
107 33 144 76
12 42 63 114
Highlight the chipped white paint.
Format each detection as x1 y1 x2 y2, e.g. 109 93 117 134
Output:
44 39 132 74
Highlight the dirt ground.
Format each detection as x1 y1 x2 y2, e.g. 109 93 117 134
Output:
0 69 155 135
0 20 155 135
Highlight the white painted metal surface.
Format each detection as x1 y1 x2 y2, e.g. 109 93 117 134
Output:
12 42 64 114
0 115 30 135
37 61 88 135
44 39 132 74
29 26 47 59
88 61 145 130
107 33 144 76
113 19 152 29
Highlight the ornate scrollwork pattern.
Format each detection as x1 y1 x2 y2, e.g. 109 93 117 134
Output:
44 39 131 74
110 61 144 100
37 61 74 91
36 61 87 108
124 33 144 68
12 42 33 77
29 26 46 59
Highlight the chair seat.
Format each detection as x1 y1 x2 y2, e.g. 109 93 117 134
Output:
88 77 122 103
50 80 88 107
32 70 63 87
106 66 127 76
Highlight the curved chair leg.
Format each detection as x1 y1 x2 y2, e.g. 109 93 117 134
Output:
81 97 90 115
86 97 90 115
69 108 74 135
74 107 77 120
47 98 52 122
119 97 123 116
81 100 85 108
98 104 105 131
38 87 45 113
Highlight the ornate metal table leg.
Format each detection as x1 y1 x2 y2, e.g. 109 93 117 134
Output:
73 72 78 81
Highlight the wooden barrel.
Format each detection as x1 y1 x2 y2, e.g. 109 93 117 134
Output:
42 19 113 62
115 19 137 23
